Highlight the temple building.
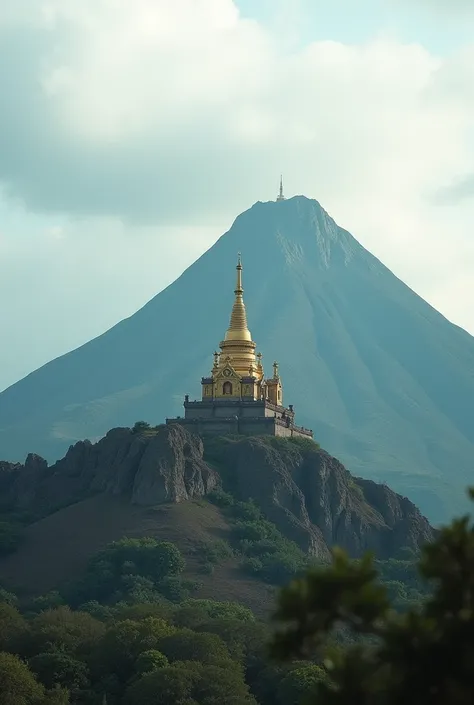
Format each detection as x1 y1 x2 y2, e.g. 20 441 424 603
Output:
166 256 313 439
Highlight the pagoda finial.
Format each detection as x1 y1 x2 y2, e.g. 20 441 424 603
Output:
277 175 285 201
236 253 242 292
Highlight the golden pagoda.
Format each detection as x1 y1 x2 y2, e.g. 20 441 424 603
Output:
166 256 312 439
201 255 282 406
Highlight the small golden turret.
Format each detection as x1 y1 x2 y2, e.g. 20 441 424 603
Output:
266 359 283 406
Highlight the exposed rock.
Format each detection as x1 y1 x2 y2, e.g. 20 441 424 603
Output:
131 425 217 505
215 437 433 559
0 429 433 558
0 425 218 513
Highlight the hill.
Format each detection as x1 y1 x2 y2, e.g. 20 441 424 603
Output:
0 426 433 603
0 494 275 616
0 196 473 521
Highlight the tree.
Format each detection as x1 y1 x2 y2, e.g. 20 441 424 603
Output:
41 686 70 704
26 593 65 615
0 602 28 652
123 663 255 705
131 421 151 434
194 618 268 663
175 599 255 627
135 650 168 676
0 651 44 705
158 629 233 668
28 652 89 691
112 574 160 604
271 487 474 705
90 537 185 585
0 587 19 607
277 665 328 705
94 617 175 682
191 664 256 704
25 607 105 657
112 602 171 624
123 665 198 705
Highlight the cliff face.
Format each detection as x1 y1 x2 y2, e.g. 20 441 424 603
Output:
0 427 433 559
210 436 433 559
0 425 218 513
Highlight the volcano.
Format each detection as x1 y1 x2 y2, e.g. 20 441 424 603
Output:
1 196 473 522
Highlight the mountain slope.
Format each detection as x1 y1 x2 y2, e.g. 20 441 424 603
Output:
0 493 275 615
0 196 473 521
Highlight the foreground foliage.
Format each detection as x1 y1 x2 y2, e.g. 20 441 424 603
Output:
272 488 474 704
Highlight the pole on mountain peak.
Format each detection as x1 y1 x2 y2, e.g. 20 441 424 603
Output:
277 175 285 201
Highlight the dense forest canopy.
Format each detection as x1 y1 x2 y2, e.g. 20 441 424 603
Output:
0 488 440 705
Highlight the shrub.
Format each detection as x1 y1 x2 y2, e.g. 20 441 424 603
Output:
156 577 201 603
230 500 262 522
195 539 233 565
259 552 307 585
241 557 263 575
199 563 215 575
240 539 280 557
131 421 151 434
231 521 269 543
207 489 234 508
177 599 255 623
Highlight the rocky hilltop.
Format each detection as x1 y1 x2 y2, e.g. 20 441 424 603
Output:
0 426 433 559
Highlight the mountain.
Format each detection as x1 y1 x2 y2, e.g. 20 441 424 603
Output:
0 426 433 598
0 196 473 522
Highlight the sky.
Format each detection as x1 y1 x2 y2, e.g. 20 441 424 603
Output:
1 0 474 392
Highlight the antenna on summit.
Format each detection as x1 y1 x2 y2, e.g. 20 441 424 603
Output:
276 175 285 201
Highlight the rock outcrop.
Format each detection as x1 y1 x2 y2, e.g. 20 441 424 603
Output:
213 436 433 558
0 427 433 558
0 425 218 513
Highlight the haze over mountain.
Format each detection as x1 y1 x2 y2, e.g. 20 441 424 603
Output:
0 195 473 523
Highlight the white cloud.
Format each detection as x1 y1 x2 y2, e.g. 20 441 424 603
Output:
0 0 472 224
0 0 473 390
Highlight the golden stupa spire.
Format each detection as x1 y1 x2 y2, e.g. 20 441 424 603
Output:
224 253 252 342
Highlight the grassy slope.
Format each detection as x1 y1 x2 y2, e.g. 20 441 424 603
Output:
0 494 275 616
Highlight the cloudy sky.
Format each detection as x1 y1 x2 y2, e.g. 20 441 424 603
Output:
1 0 474 392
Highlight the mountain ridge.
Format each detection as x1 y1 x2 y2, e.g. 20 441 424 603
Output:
0 196 473 522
